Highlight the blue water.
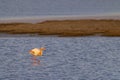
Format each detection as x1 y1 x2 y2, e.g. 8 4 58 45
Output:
0 0 120 18
0 36 120 80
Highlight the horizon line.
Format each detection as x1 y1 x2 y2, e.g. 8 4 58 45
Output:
0 13 120 23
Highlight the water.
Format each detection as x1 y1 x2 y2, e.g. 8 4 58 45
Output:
0 36 120 80
0 0 120 18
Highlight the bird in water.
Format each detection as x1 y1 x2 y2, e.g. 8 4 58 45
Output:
29 47 46 64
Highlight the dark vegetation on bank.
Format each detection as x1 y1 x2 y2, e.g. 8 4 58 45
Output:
0 19 120 37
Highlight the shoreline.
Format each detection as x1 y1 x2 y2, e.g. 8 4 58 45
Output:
0 15 92 23
1 14 120 23
0 19 120 37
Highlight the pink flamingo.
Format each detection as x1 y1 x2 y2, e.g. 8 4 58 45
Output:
29 47 46 64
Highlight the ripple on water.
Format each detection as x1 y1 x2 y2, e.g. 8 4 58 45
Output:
0 36 120 80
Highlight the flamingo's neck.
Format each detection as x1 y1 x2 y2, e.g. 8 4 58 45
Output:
39 49 44 56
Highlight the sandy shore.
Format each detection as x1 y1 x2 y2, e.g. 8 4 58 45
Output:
0 19 120 37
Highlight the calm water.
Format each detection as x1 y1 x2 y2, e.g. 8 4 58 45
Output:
0 36 120 80
0 0 120 18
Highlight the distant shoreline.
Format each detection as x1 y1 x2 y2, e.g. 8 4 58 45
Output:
0 19 120 37
0 14 120 23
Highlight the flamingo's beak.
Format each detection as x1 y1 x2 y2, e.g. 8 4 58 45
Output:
40 47 46 50
43 48 46 50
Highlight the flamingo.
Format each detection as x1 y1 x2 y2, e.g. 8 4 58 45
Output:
29 47 46 64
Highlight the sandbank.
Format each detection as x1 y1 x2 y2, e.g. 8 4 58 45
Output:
0 15 120 37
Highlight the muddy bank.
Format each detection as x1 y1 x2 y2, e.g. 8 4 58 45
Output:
0 19 120 37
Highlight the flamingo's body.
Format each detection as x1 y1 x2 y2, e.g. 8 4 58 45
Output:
29 47 46 64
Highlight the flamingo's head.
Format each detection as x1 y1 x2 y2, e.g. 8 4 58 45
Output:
40 47 46 51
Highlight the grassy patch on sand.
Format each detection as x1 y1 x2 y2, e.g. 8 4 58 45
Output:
0 19 120 37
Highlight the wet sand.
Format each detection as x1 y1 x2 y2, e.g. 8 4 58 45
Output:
0 19 120 37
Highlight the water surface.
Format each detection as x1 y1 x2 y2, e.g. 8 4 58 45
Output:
0 0 120 18
0 36 120 80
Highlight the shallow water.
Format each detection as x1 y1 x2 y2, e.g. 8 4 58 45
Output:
0 0 119 18
0 36 120 80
